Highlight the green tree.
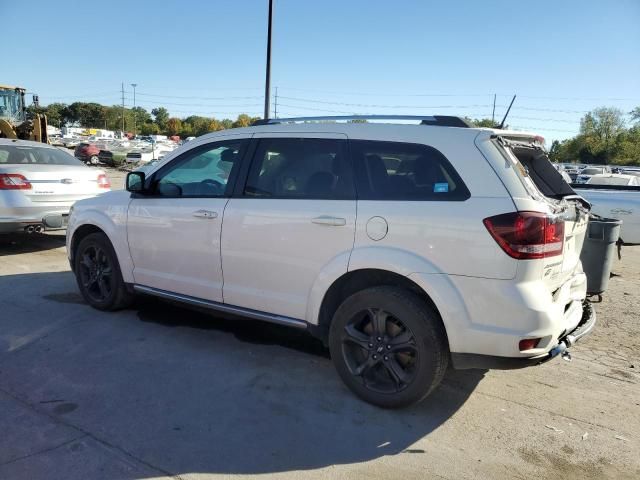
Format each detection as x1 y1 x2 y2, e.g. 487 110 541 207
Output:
579 107 626 164
151 107 170 129
467 117 497 127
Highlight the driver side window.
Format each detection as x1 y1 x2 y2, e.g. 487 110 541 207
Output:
153 139 245 197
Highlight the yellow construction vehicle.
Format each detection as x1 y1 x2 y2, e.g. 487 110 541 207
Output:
0 85 48 143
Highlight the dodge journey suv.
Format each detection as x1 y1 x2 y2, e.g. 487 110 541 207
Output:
66 115 596 408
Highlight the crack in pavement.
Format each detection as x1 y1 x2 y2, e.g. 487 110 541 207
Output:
0 386 181 479
475 389 626 434
0 434 88 467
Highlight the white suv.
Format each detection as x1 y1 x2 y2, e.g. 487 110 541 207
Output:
66 115 596 408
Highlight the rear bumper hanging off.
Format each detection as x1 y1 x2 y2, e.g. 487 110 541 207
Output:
451 302 596 370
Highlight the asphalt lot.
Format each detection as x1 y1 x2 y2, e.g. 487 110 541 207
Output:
0 178 638 479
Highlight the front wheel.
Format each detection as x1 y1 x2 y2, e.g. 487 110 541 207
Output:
329 286 449 408
74 232 134 311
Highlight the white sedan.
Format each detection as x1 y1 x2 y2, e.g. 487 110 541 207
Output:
0 139 110 234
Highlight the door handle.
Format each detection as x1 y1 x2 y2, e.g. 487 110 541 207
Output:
311 215 347 226
192 209 218 219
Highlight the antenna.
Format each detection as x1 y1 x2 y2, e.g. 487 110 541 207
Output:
498 95 516 129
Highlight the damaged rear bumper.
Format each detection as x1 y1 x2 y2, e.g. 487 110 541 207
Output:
451 302 596 370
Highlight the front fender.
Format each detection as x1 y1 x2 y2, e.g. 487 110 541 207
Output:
67 204 134 283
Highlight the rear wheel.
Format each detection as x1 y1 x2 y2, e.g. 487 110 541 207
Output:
329 286 448 408
74 232 134 311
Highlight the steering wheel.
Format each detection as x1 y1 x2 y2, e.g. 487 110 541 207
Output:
200 178 224 193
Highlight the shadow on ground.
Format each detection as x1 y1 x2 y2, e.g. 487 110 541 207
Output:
0 232 66 256
1 271 486 477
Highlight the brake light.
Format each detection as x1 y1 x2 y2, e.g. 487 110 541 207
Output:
97 174 111 189
483 212 564 259
0 173 32 190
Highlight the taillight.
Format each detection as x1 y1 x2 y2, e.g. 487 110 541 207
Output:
0 173 32 190
483 212 564 259
97 174 111 189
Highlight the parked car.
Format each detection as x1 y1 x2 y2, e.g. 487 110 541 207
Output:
0 139 110 233
125 150 155 164
586 173 640 187
97 149 116 167
574 166 611 184
67 116 595 408
74 142 101 165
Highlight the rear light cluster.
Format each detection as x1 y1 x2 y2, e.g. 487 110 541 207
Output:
0 174 32 190
97 174 111 189
483 211 564 260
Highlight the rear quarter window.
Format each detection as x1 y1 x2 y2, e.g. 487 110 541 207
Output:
350 140 470 201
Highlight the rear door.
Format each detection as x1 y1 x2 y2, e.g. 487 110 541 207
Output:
221 133 356 320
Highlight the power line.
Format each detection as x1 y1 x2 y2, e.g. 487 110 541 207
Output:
135 92 264 100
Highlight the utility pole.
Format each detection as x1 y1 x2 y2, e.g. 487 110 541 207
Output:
131 83 138 137
491 94 496 124
263 0 274 120
121 82 125 133
274 86 278 118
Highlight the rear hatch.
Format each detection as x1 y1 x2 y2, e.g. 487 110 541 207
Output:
494 135 590 290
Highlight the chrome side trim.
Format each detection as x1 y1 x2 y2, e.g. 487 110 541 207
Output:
133 285 308 329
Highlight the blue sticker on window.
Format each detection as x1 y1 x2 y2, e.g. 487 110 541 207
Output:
433 182 449 193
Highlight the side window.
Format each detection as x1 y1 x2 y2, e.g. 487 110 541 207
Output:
244 138 354 199
152 139 245 197
351 140 470 201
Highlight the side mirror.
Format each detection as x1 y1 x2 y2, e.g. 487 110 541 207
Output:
126 171 146 193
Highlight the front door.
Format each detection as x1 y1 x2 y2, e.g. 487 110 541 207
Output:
127 137 248 302
221 134 356 320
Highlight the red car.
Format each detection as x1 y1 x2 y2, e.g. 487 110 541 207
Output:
74 143 101 164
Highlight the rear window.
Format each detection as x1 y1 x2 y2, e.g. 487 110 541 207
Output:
350 140 469 201
504 142 576 199
0 145 83 165
582 167 604 175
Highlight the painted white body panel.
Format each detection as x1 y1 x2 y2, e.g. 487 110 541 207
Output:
578 188 640 244
222 198 356 320
66 190 134 283
127 197 228 302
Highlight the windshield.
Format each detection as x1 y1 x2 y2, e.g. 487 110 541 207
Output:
0 145 84 165
0 89 25 123
587 176 633 186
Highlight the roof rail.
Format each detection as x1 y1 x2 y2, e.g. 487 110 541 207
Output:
252 115 471 128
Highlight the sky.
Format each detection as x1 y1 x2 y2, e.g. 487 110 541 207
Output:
3 0 639 143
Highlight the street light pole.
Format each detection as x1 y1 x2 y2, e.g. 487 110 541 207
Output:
131 83 138 137
263 0 273 120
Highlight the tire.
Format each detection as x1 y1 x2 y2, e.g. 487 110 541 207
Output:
329 286 449 408
74 232 134 311
89 155 99 165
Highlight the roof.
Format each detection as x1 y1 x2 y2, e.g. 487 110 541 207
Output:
0 85 26 91
0 138 56 149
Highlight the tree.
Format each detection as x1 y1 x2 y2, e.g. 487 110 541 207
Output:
630 106 640 125
467 117 497 128
232 114 254 128
579 107 626 164
166 117 183 136
151 107 169 129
